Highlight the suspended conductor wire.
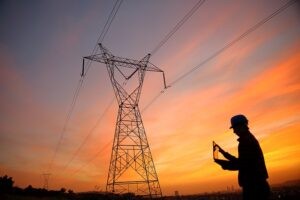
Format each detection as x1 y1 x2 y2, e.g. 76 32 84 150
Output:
47 0 123 173
170 0 297 86
70 88 155 175
48 77 84 172
61 97 116 172
99 0 124 43
71 141 112 175
62 80 128 173
68 0 203 171
141 91 163 113
71 0 206 175
142 0 297 112
66 0 296 176
150 0 206 56
83 0 124 77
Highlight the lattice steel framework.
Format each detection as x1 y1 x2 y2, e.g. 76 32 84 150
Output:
42 173 51 190
84 44 166 198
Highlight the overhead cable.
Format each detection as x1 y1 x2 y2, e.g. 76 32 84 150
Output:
83 0 124 77
46 0 123 174
150 0 206 56
61 98 115 172
142 0 297 112
70 0 297 176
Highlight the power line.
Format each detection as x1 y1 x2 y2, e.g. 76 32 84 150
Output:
100 0 124 43
71 141 112 175
83 0 124 77
48 78 84 172
69 0 206 175
70 0 296 176
67 0 204 172
61 98 115 172
61 80 128 172
142 0 297 112
61 2 124 169
65 82 131 173
141 89 166 113
46 0 123 174
170 0 297 86
150 0 206 56
70 95 153 176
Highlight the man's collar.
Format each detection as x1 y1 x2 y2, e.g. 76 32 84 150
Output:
237 132 252 142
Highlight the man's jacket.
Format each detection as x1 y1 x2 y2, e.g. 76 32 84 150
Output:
220 132 268 187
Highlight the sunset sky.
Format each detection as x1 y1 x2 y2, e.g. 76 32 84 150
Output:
0 0 300 195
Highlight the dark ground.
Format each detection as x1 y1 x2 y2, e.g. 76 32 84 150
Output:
1 185 300 200
1 174 299 200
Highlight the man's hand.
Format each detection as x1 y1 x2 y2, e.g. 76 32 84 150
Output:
214 144 226 155
214 159 227 169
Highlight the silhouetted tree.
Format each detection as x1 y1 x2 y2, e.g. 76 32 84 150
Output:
0 175 14 193
24 184 34 194
68 189 74 194
60 187 66 193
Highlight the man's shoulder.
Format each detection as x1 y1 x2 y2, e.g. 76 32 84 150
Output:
239 133 259 145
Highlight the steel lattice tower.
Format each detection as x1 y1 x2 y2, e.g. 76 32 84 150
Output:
42 173 51 190
84 44 166 198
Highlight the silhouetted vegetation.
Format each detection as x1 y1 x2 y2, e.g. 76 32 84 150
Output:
1 175 300 200
0 175 75 199
0 175 143 199
0 175 14 193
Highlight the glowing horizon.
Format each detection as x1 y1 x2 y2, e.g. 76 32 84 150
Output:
0 0 299 195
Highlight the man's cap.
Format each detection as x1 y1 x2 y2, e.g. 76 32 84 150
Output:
230 114 248 129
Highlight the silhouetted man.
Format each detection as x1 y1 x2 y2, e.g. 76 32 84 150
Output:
214 114 270 200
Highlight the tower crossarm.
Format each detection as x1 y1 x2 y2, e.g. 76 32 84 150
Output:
84 54 163 72
82 44 164 197
83 44 168 90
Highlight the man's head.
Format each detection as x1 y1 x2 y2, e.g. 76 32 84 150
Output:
230 114 249 136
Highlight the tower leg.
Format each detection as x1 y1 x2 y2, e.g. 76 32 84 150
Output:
84 44 163 198
106 105 162 198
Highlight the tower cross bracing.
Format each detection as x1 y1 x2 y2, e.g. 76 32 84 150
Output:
84 44 165 198
42 173 51 190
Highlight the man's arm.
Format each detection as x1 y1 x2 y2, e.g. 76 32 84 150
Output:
214 159 239 171
216 145 238 161
222 151 238 161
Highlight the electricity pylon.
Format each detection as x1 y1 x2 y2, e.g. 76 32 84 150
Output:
84 44 166 198
42 173 51 190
